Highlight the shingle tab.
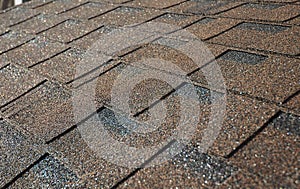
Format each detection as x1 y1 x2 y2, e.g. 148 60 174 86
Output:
61 2 116 20
41 19 102 43
10 155 79 188
118 145 237 188
0 119 44 188
11 14 67 34
0 64 45 108
219 3 300 22
230 120 299 188
34 0 87 14
31 48 84 83
0 7 39 27
209 24 300 56
0 31 33 54
1 37 68 67
91 6 162 27
2 82 73 142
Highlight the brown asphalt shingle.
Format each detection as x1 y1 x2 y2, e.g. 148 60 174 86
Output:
0 0 299 188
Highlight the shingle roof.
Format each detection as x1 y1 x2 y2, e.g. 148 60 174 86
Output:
0 0 299 188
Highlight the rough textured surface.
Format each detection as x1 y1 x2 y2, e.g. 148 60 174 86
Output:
2 82 73 142
31 48 84 83
34 0 87 15
209 24 300 56
91 6 162 27
151 13 200 28
219 50 267 65
1 37 68 67
286 93 300 115
60 2 116 20
126 0 186 9
41 19 102 43
11 14 67 34
186 17 241 40
70 25 116 50
130 84 278 157
0 64 44 107
9 155 79 188
167 0 244 15
230 113 300 188
0 31 34 54
270 112 300 136
190 52 300 104
0 0 299 188
0 118 44 188
0 7 39 27
219 3 300 22
119 146 238 188
48 128 133 188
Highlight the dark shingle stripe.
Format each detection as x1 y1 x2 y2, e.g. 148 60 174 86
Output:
23 155 78 187
270 112 300 136
173 145 238 184
219 50 267 65
236 22 289 34
243 3 284 10
160 13 190 20
197 17 215 24
187 0 228 13
97 107 134 136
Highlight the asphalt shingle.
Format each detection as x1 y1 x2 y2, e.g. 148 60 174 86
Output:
209 24 300 56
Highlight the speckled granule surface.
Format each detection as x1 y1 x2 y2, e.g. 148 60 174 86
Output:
0 0 299 188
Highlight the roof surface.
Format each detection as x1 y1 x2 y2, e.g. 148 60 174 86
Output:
0 0 299 188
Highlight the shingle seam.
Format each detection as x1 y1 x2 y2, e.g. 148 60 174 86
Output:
0 79 47 110
187 49 231 77
210 2 247 16
8 12 38 27
212 14 296 27
1 153 50 189
206 41 300 58
160 0 190 10
57 1 90 15
27 47 71 68
224 110 282 159
35 16 69 34
31 0 54 9
282 90 300 104
65 25 104 44
282 14 300 23
45 106 106 144
71 61 122 89
0 36 34 56
202 21 243 41
133 82 186 117
110 139 177 189
88 6 123 20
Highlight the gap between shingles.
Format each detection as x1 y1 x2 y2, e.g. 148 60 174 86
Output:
225 110 282 159
27 47 71 69
32 0 54 9
0 79 47 110
0 37 34 56
1 153 50 189
110 139 176 189
206 41 299 59
282 90 300 105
